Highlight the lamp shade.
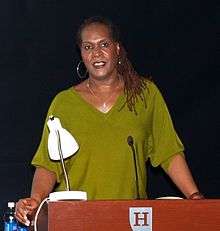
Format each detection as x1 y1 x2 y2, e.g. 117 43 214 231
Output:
47 116 79 160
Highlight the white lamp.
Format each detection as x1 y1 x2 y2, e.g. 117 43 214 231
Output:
47 115 87 201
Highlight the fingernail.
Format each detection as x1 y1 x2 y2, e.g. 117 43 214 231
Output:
24 220 30 226
24 209 28 214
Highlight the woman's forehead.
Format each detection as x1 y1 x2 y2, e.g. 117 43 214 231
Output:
81 23 112 42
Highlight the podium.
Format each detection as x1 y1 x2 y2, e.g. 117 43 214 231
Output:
36 199 220 231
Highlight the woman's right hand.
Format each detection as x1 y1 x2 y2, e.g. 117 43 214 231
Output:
15 167 57 226
15 197 40 226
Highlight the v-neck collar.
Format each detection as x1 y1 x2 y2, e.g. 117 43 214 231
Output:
69 87 125 117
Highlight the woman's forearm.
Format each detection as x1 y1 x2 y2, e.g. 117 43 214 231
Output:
31 167 57 202
166 153 200 198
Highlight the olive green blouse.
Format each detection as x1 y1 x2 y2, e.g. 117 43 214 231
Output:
32 80 184 200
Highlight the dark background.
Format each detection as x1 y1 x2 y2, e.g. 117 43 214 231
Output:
0 0 219 223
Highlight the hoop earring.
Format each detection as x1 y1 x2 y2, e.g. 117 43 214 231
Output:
77 60 88 79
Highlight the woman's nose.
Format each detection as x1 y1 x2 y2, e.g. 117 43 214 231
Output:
92 46 102 57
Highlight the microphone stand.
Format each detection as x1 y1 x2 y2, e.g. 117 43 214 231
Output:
127 136 140 200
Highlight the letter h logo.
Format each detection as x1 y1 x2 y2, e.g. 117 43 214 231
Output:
129 207 152 231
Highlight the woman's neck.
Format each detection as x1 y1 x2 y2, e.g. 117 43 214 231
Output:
87 75 123 92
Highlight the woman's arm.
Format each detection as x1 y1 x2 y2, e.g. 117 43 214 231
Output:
165 153 204 199
31 167 57 202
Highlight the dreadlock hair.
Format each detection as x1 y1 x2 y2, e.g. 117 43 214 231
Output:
76 16 149 113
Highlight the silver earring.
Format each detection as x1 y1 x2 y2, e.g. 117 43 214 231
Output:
77 60 88 79
118 57 122 65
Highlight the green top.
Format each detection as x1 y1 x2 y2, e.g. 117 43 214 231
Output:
32 80 184 200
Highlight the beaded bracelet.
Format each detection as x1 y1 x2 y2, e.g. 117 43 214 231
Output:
188 191 204 199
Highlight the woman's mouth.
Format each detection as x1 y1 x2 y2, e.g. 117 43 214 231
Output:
92 61 106 69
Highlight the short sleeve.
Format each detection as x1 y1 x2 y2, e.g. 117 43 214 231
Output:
160 152 185 172
147 83 184 167
31 96 63 183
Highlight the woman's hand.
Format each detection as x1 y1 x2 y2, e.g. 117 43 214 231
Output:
15 197 40 226
15 167 56 226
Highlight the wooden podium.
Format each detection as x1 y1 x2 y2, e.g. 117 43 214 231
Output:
36 199 220 231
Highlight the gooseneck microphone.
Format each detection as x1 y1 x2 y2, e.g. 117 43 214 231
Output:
127 136 140 200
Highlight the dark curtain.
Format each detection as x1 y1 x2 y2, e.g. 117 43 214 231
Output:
0 0 219 225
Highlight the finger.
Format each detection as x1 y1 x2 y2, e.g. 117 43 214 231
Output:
23 198 38 209
16 199 35 213
16 200 29 210
17 217 30 227
15 211 29 225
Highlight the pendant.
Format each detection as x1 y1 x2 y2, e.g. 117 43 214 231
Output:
99 102 110 113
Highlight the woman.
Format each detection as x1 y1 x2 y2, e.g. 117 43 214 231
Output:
15 16 204 225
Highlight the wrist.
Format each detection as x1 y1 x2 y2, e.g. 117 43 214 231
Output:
30 195 41 205
188 191 204 199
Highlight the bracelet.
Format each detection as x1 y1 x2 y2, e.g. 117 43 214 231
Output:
188 191 204 199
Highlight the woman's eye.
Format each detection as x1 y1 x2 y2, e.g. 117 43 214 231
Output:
101 42 110 48
84 45 92 50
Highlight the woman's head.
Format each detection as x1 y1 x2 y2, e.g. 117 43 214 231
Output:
77 18 120 81
76 16 148 113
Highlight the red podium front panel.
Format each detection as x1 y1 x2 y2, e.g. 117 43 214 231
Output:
44 199 220 231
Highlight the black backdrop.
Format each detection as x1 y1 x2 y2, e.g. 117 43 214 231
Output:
0 0 219 223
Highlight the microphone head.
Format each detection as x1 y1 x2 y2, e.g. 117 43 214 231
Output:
127 136 134 146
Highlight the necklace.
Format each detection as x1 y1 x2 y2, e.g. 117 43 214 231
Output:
86 78 122 113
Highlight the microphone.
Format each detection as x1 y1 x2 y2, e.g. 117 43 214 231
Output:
127 136 140 200
47 115 87 201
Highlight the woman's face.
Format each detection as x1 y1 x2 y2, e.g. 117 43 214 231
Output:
80 23 120 80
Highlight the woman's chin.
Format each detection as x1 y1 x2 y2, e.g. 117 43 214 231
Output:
89 71 110 80
88 68 117 80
